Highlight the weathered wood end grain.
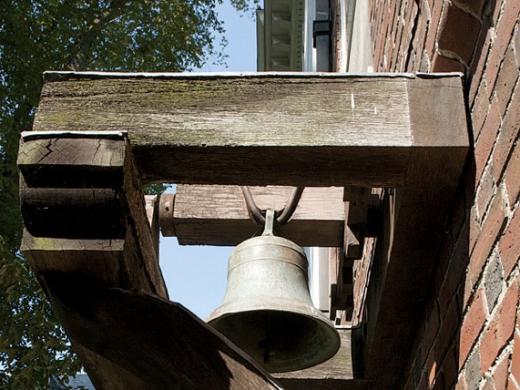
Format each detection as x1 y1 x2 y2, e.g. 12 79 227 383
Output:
18 133 168 298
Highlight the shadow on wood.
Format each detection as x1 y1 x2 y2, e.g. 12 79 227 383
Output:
42 275 280 390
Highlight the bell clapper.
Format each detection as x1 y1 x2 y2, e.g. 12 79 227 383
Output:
260 313 271 363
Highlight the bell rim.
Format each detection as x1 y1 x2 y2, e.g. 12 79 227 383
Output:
207 305 341 373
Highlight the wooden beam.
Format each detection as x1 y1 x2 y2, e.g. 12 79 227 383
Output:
18 132 280 389
171 185 345 246
362 77 469 388
31 72 467 186
273 329 369 389
18 73 469 387
334 254 354 322
19 133 167 296
42 281 280 390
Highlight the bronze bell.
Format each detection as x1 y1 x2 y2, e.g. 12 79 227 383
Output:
207 210 340 373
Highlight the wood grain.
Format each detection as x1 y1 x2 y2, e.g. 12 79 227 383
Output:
30 73 465 186
19 134 167 297
43 282 280 390
18 136 125 188
18 73 470 387
274 328 352 380
172 185 344 246
274 329 368 389
362 76 469 388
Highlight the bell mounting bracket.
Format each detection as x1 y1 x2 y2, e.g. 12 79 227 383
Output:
17 72 468 389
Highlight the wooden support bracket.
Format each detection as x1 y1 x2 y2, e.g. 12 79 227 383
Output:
18 131 278 389
343 187 383 263
19 72 469 388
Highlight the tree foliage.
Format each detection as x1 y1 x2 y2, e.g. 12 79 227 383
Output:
0 1 253 387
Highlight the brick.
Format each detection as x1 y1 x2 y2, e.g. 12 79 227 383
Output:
420 51 431 71
480 281 519 371
515 24 520 68
481 379 495 390
494 44 520 118
459 289 488 366
466 348 482 390
412 13 428 71
504 142 520 206
475 96 502 181
509 377 520 390
486 48 505 97
485 0 520 92
455 375 468 390
437 4 481 65
495 0 520 57
429 359 438 387
512 330 520 385
392 17 404 70
424 0 444 56
401 1 419 70
433 52 467 72
435 225 469 309
499 207 520 277
469 29 492 103
409 355 423 389
469 191 507 288
416 363 429 390
492 81 520 182
491 353 510 390
469 206 481 255
483 251 504 311
476 164 496 222
471 82 490 140
489 0 504 27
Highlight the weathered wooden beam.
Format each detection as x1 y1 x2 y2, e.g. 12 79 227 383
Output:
42 281 280 390
32 72 467 186
17 132 282 389
170 185 345 246
329 248 354 323
19 132 167 296
362 77 470 388
343 186 371 261
19 132 174 388
273 329 369 389
19 73 469 387
343 187 383 262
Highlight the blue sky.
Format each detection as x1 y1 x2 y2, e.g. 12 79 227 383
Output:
159 1 257 320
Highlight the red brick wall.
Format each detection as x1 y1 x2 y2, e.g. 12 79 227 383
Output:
368 0 520 388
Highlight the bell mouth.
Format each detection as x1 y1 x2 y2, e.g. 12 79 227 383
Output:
208 308 340 373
